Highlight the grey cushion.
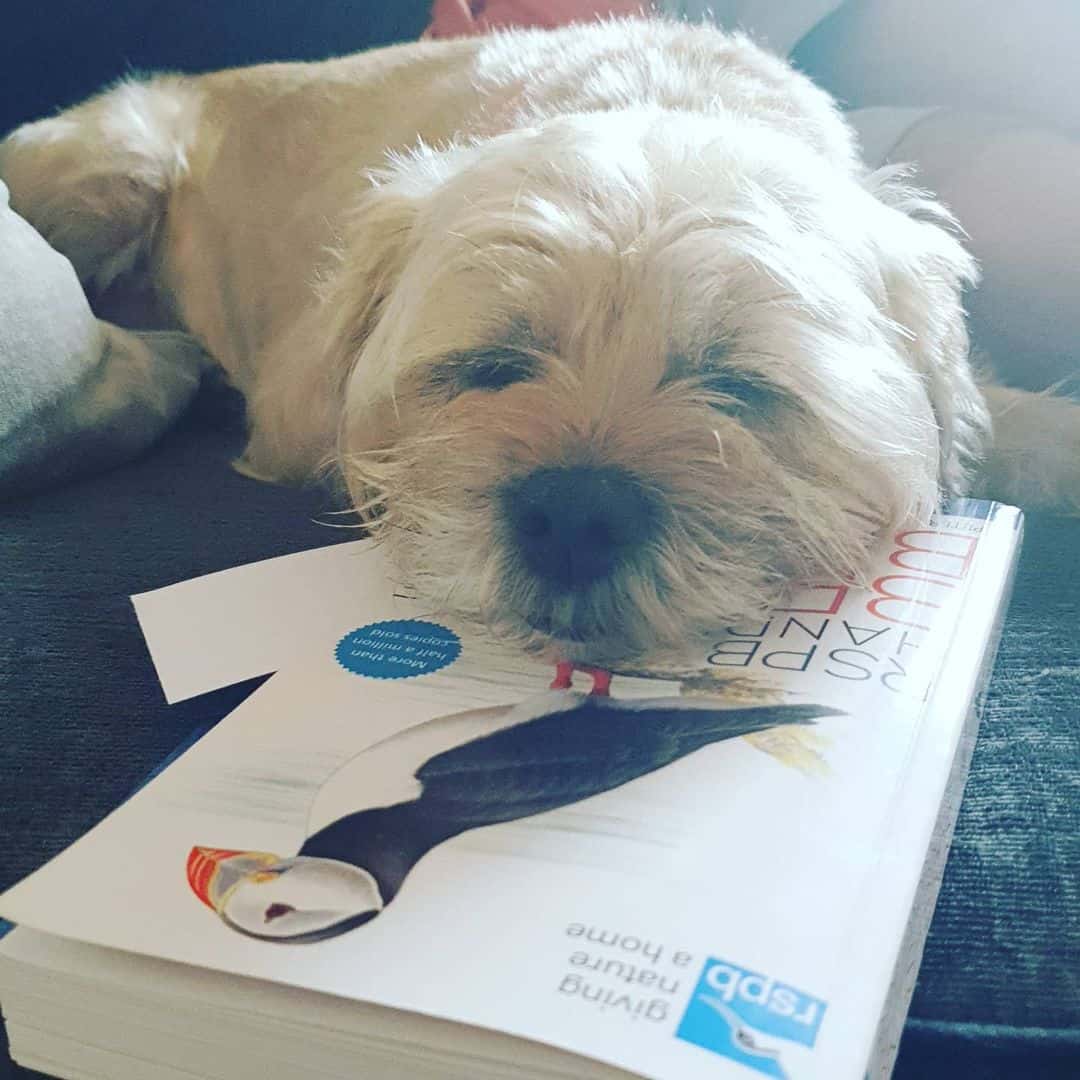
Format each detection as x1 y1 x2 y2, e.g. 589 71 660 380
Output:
0 183 210 500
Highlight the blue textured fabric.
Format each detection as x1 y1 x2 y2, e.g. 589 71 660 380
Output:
0 2 431 136
893 510 1080 1079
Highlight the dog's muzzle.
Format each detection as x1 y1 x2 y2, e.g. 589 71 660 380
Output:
500 464 657 590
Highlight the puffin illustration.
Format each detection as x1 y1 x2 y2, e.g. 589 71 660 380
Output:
189 665 839 942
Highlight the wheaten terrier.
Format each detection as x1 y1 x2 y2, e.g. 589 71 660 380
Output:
2 19 1075 660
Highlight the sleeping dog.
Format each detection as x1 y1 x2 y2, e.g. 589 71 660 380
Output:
2 18 1075 661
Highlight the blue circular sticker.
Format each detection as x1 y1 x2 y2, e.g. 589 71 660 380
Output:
335 620 461 680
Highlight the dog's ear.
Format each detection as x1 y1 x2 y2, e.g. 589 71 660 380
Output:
323 140 485 367
320 181 428 384
325 147 478 458
864 171 990 496
237 176 426 483
241 146 476 484
0 77 199 292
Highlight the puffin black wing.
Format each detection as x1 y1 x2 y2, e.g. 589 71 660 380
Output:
413 697 839 827
300 695 840 924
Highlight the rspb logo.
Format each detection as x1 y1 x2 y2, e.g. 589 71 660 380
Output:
675 957 826 1078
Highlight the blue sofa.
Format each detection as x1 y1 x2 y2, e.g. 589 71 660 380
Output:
1 4 1077 1078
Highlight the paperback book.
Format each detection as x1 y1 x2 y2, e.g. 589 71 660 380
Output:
0 500 1022 1080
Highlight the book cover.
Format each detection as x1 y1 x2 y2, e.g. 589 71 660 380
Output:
0 501 1022 1080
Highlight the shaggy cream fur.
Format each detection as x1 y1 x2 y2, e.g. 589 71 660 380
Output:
2 18 1073 660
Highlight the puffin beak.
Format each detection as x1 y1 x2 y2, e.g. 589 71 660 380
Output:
187 847 383 942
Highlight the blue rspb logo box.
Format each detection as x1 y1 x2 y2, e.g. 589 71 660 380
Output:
676 957 826 1078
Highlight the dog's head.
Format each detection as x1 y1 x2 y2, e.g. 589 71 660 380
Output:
324 110 987 662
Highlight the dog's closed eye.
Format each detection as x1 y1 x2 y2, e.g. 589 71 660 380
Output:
696 370 783 415
664 346 784 417
428 347 540 397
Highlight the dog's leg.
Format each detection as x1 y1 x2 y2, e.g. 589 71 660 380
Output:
0 176 210 498
0 326 212 501
0 76 199 292
977 385 1080 513
0 78 215 496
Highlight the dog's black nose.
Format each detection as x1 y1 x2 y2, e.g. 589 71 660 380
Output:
502 465 655 589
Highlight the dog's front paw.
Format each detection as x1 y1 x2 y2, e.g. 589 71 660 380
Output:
979 384 1080 513
0 77 197 290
